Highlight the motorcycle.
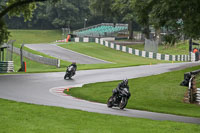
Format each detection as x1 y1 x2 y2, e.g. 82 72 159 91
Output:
107 87 130 109
64 65 75 79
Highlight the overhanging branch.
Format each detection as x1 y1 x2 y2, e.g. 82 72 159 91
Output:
0 0 48 19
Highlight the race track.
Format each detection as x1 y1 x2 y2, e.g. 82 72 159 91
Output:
25 44 111 64
1 62 200 124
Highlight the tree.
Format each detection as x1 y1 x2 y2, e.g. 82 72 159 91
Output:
89 0 114 17
46 0 90 29
0 0 58 45
133 0 200 43
112 0 136 39
4 0 92 30
132 0 158 39
149 0 200 39
89 0 136 39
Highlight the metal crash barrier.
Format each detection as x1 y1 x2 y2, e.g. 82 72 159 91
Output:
180 70 200 104
0 61 14 73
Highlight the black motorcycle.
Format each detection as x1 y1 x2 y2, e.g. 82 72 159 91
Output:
107 87 130 109
64 65 75 79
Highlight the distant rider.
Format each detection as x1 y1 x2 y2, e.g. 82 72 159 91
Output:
112 79 130 98
67 62 77 75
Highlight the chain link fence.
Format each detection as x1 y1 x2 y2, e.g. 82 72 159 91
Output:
10 45 60 67
144 39 158 53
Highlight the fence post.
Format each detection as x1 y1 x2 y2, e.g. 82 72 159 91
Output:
57 59 60 68
18 44 25 72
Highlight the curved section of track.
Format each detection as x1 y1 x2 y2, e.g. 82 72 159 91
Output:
49 85 200 124
25 44 111 64
1 62 200 124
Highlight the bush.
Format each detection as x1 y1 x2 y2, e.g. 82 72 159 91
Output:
163 34 179 46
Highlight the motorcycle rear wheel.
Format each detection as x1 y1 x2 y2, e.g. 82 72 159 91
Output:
107 96 114 108
119 97 128 109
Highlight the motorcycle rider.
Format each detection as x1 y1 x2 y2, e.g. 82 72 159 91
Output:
67 62 77 76
112 79 130 99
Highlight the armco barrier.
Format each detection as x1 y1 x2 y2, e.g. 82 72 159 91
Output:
10 46 60 67
72 37 192 62
0 61 14 73
180 70 200 105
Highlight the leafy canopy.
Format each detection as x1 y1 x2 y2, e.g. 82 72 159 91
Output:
0 0 59 45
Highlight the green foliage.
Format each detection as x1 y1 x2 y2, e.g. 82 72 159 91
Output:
90 0 137 39
89 0 114 16
0 0 60 45
0 19 9 44
112 0 136 39
146 0 200 39
163 34 179 46
46 0 88 28
6 1 36 21
5 0 92 30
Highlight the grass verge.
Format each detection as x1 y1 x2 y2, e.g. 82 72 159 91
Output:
3 41 171 73
65 65 200 117
59 42 170 70
9 30 71 69
127 41 189 55
5 30 183 73
0 98 200 133
9 30 62 44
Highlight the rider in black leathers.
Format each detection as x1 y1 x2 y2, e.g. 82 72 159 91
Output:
67 62 77 76
112 79 130 98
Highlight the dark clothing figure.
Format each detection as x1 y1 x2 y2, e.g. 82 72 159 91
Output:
112 79 130 98
67 63 77 75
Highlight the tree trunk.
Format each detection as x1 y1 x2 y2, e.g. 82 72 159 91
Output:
143 25 150 39
155 27 161 44
128 21 133 40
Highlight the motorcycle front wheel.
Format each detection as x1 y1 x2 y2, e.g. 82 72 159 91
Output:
119 97 128 109
64 74 67 79
107 96 114 108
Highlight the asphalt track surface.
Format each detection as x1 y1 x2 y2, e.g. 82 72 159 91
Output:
25 44 111 64
1 62 200 124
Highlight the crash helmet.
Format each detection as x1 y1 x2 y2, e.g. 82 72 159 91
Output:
122 79 128 86
72 62 76 65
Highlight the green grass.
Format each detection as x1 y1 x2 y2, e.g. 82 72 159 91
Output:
5 41 171 73
9 29 71 66
9 30 63 61
1 98 200 133
9 29 62 44
4 30 171 73
65 65 200 117
5 30 71 72
59 42 170 70
8 40 170 73
127 41 190 55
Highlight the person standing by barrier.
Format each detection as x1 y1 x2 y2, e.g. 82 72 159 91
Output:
193 48 199 61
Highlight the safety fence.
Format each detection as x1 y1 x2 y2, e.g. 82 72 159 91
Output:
10 45 60 67
0 61 14 73
72 37 193 62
